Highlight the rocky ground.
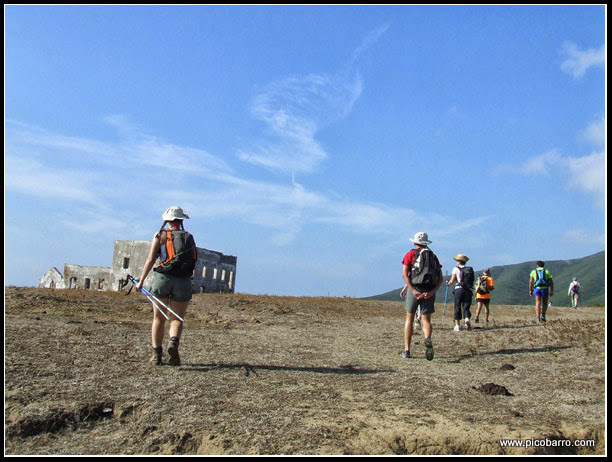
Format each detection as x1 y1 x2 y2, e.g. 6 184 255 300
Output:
4 287 606 455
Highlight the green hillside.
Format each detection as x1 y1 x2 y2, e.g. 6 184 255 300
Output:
365 251 605 307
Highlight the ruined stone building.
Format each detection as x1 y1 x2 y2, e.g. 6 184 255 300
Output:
39 240 237 294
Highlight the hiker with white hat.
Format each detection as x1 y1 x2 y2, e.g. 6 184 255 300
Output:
136 206 197 366
399 232 443 361
446 254 475 331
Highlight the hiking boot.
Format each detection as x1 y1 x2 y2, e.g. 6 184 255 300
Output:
150 347 163 366
424 338 434 361
167 338 181 366
465 318 471 331
541 315 547 323
400 350 412 359
454 325 461 332
536 316 541 323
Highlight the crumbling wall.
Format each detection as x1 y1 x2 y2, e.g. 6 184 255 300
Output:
63 264 113 291
39 267 66 289
111 240 151 291
193 249 237 293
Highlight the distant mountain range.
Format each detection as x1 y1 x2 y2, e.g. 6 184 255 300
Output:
364 251 605 307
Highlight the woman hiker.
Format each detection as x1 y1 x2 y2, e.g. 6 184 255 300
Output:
136 206 197 366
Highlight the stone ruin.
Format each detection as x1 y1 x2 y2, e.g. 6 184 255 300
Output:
39 240 237 294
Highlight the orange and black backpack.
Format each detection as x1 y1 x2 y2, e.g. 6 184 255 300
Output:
154 227 197 277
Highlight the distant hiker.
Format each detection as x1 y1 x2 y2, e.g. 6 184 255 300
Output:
568 277 581 309
400 232 443 361
446 254 474 331
529 261 554 323
474 268 495 324
136 206 197 366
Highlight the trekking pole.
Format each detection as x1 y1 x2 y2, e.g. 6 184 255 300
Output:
442 282 449 326
143 290 170 320
126 275 184 322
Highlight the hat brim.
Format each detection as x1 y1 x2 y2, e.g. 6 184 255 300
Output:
410 238 432 245
162 212 189 221
453 255 470 262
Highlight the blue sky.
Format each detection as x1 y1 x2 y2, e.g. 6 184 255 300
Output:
5 5 606 297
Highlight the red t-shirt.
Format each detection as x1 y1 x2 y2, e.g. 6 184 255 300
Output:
402 248 442 277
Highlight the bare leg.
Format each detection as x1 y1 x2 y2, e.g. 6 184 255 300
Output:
168 300 189 339
421 313 432 340
404 312 415 351
151 298 170 347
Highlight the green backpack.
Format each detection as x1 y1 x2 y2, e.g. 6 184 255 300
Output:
476 276 490 295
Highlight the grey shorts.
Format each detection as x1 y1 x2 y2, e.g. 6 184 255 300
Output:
405 290 436 315
151 271 193 302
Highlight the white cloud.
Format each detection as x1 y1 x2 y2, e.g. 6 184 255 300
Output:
566 150 606 208
4 156 103 206
349 23 390 66
578 115 605 148
494 115 606 209
236 25 390 175
559 228 605 247
560 41 605 79
239 72 362 174
494 149 562 176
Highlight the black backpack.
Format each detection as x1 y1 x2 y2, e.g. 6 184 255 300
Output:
411 248 441 291
459 266 475 291
154 229 197 277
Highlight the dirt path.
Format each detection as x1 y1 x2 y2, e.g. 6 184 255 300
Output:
4 287 606 455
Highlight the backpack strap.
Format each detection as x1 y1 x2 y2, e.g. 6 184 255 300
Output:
157 229 176 269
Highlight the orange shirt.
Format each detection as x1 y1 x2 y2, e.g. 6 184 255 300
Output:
475 276 495 300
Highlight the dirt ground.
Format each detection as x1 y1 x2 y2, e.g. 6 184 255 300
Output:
4 286 606 455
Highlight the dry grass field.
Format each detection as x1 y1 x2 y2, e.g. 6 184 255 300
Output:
4 286 606 455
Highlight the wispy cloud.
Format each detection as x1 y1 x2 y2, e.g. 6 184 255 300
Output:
559 228 605 247
349 23 390 66
578 115 605 148
238 72 362 174
5 155 102 205
5 26 487 248
566 150 606 208
494 117 606 209
237 25 389 175
560 41 605 79
494 149 562 176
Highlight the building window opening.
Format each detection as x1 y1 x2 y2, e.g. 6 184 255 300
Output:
123 257 130 269
84 278 91 289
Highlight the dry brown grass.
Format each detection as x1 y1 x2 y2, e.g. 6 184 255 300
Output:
4 286 606 455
